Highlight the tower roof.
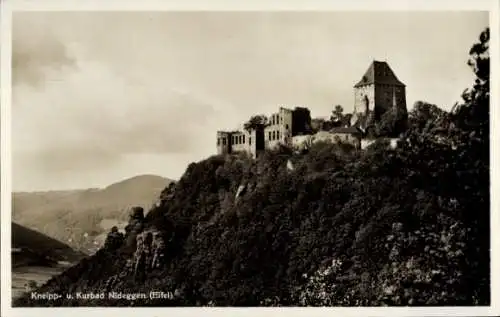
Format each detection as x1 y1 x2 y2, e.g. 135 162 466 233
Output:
354 60 405 88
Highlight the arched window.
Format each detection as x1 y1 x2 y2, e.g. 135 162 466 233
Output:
272 131 276 140
364 95 369 112
277 131 280 139
243 135 245 144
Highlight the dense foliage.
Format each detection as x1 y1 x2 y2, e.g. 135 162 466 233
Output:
373 105 408 138
14 28 490 307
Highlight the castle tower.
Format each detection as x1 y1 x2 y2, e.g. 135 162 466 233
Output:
278 107 293 145
352 61 407 129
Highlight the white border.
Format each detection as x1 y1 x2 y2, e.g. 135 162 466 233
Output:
1 0 496 11
1 0 498 316
1 0 13 315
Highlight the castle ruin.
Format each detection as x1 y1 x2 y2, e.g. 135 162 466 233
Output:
216 60 407 157
217 107 300 158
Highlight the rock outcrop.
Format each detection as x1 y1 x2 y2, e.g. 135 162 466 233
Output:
124 206 145 251
100 207 168 288
103 226 124 251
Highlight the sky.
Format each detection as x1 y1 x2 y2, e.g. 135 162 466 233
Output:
12 11 489 191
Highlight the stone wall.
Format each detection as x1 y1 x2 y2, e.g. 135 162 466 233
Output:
292 130 361 150
354 84 375 115
264 107 293 150
231 130 251 153
216 131 232 155
374 84 407 118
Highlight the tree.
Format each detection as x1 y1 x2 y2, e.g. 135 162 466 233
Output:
374 107 408 138
244 115 268 131
342 113 353 127
408 101 447 131
330 105 354 128
330 105 344 122
455 27 489 140
447 27 490 303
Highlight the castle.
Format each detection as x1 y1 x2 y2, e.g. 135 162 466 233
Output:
350 60 407 132
216 60 407 157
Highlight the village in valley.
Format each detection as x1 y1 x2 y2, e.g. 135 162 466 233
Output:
216 60 405 158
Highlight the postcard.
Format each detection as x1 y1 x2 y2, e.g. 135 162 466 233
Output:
1 0 498 316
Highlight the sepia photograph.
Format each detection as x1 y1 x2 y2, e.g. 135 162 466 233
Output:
1 0 496 314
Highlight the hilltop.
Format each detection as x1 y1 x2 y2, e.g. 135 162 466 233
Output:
13 175 173 253
13 28 490 307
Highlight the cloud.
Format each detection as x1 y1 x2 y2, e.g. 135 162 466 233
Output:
12 13 76 86
12 18 223 183
11 11 489 191
12 12 233 190
13 57 220 173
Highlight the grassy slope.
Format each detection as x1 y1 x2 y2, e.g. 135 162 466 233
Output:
12 175 172 252
12 222 86 268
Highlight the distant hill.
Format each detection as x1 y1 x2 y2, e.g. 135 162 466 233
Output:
12 222 86 268
12 175 173 253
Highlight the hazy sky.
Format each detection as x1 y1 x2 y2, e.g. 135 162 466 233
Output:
12 11 488 191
